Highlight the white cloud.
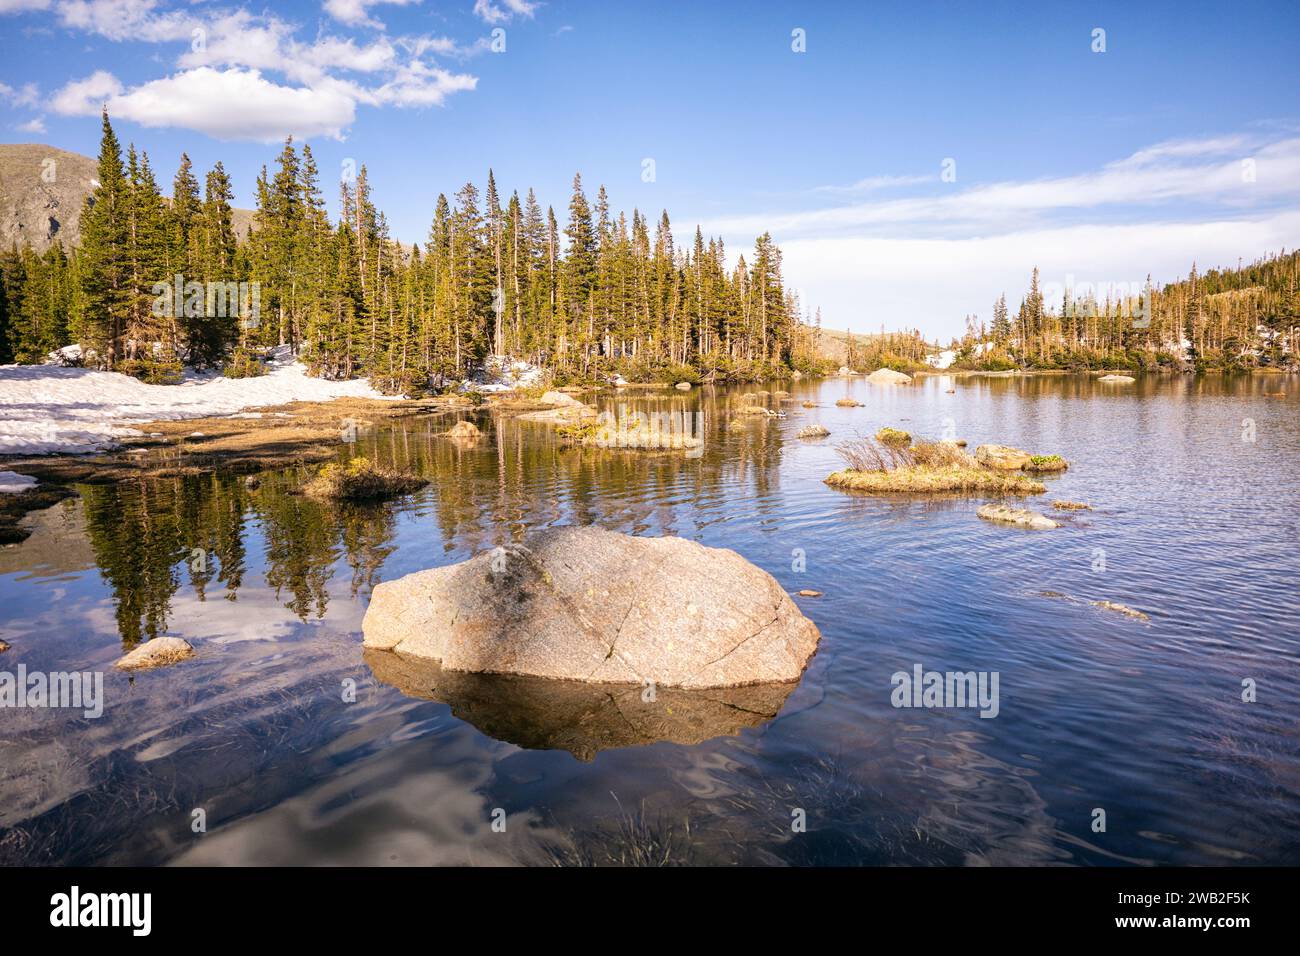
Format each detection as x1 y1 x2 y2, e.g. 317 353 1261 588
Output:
473 0 538 25
814 173 933 194
0 0 51 13
698 133 1300 339
39 3 485 141
53 67 356 142
782 212 1300 341
58 0 194 42
324 0 420 30
50 69 123 114
17 116 46 133
0 80 40 107
706 137 1300 240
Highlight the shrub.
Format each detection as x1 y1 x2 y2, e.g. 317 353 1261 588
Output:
222 348 268 379
117 357 183 385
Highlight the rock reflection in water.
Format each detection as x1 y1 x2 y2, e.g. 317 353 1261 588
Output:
363 648 796 761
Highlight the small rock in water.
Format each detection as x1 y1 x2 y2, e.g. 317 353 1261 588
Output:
797 589 823 598
1092 600 1150 621
674 381 692 390
0 639 10 653
1098 374 1136 383
866 368 913 385
976 503 1059 530
835 397 862 408
797 425 830 438
445 420 481 438
115 637 196 671
539 391 582 407
975 444 1032 470
802 401 818 408
1052 499 1091 510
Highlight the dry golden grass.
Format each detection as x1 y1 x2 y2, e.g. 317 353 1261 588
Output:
825 466 1045 494
826 436 1046 494
301 457 427 500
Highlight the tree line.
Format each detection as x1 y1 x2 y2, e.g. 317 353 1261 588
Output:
0 111 830 389
952 252 1300 371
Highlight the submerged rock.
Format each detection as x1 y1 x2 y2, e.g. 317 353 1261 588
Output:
975 444 1032 470
866 368 912 385
364 650 796 761
444 420 482 438
115 637 195 671
1092 600 1150 621
1098 374 1136 383
976 503 1059 530
1052 499 1092 510
362 526 822 689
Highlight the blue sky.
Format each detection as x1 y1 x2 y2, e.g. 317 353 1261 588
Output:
2 0 1298 340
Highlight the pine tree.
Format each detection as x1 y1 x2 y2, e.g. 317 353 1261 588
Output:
79 110 131 367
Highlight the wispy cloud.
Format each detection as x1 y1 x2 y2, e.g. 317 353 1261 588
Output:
813 173 933 195
705 135 1300 240
472 0 538 26
323 0 421 31
700 132 1300 338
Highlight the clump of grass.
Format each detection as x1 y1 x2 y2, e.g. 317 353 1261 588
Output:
835 397 863 408
826 436 1046 494
1052 499 1091 510
301 456 427 500
875 426 911 446
1025 454 1068 472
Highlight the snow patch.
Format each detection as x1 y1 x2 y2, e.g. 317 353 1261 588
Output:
460 356 546 394
0 348 392 455
0 471 38 494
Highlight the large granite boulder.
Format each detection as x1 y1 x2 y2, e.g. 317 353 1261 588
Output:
362 526 821 689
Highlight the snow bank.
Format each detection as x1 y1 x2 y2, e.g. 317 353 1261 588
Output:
0 471 39 493
461 356 546 393
0 347 391 455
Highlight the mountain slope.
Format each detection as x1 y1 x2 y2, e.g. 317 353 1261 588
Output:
0 143 255 253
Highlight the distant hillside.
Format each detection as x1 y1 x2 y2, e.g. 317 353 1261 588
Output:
0 143 255 253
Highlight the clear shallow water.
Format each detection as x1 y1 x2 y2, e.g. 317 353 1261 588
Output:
1 372 1298 866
